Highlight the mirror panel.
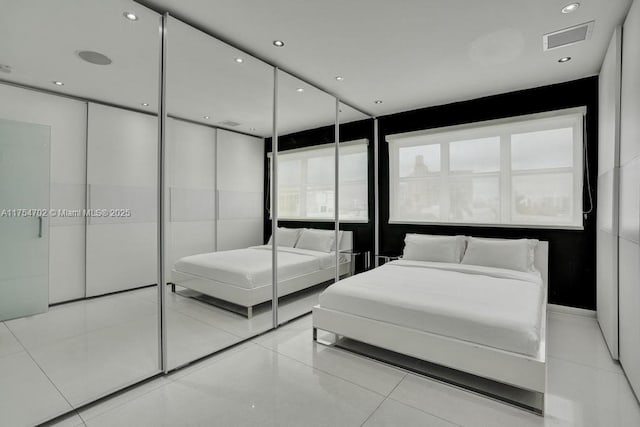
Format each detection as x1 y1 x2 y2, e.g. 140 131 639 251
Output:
338 103 375 275
274 70 338 325
164 17 274 369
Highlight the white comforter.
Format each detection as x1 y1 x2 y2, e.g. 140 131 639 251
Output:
319 260 544 356
174 246 341 289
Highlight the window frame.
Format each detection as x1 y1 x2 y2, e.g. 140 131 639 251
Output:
387 108 585 230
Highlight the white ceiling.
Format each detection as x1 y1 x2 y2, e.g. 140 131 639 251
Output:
0 0 367 137
0 0 161 115
0 0 631 136
142 0 632 116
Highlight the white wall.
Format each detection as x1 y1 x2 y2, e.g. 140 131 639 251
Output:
216 129 264 250
619 0 640 398
597 28 622 359
166 118 216 276
0 84 87 303
85 103 157 296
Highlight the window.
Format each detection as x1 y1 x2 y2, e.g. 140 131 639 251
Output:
273 139 368 221
388 111 584 228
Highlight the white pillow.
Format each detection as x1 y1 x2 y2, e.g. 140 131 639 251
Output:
267 227 301 247
461 237 538 272
402 234 467 263
295 229 336 253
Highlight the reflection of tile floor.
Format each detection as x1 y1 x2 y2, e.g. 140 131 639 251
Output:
58 311 640 427
0 285 324 426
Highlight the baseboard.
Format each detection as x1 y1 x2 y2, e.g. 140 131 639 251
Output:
548 303 596 318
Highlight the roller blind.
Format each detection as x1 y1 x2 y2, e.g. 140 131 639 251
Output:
272 139 368 221
387 111 585 228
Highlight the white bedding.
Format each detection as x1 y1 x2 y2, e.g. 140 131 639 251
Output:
174 246 343 289
318 260 544 356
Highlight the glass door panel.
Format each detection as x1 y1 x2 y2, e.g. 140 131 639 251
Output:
0 119 50 321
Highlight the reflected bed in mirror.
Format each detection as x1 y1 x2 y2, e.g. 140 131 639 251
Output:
170 229 353 318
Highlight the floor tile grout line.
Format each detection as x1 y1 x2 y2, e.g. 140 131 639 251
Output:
357 372 409 427
358 395 387 427
0 321 28 357
5 323 76 414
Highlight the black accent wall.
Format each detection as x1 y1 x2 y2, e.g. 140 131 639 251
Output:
264 76 598 309
378 77 598 310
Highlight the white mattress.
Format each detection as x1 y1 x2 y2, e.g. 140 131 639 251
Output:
319 260 544 356
174 246 342 289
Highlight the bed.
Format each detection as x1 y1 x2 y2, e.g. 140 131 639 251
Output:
312 236 548 414
171 230 352 317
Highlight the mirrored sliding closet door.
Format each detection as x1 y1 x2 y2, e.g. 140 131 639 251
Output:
163 17 274 369
0 0 162 424
273 70 338 325
337 103 375 277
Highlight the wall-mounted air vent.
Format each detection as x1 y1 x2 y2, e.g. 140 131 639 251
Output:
218 120 241 127
543 21 594 51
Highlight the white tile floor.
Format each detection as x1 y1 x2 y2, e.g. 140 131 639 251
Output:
41 310 639 427
0 285 324 426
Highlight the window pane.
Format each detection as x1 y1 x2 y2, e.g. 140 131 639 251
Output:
340 151 368 220
449 176 500 223
340 180 367 220
278 159 301 217
397 177 441 221
511 128 573 170
306 188 334 218
450 137 500 173
399 144 440 177
307 155 334 186
512 173 574 224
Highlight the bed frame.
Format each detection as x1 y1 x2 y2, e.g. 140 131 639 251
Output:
171 231 353 318
312 239 548 415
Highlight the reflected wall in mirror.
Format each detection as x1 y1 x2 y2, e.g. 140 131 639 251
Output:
0 1 161 424
272 70 340 325
164 17 274 369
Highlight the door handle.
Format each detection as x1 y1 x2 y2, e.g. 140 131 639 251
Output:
38 215 43 238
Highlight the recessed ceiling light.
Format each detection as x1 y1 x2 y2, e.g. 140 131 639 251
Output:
273 40 285 47
374 100 383 104
561 3 580 14
235 58 244 63
335 76 344 81
53 81 64 86
296 88 304 93
558 56 572 63
123 12 138 21
203 116 210 119
141 103 149 107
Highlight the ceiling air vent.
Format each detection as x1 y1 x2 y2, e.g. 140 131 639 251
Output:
543 21 594 51
218 120 241 127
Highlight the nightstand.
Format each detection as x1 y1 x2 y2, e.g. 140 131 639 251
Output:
339 250 372 276
374 255 401 267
